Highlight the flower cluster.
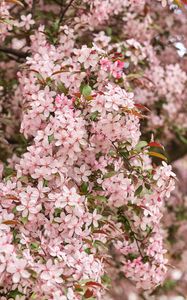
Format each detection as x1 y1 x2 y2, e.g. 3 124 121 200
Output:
3 0 187 299
0 19 176 298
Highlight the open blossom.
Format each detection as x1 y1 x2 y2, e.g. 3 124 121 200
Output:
40 259 63 285
7 259 30 283
19 14 35 30
153 161 176 190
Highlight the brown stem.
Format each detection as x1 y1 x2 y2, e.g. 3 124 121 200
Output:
0 47 30 62
59 0 75 23
0 47 30 59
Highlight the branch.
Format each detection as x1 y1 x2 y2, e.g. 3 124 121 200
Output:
31 0 37 17
59 0 75 24
0 47 30 59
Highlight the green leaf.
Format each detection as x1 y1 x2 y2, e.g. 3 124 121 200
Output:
90 111 100 121
8 289 23 299
80 182 89 194
48 134 54 144
103 171 116 179
145 183 151 190
56 82 68 94
135 185 143 197
30 242 39 251
101 273 111 285
21 216 28 225
178 134 187 145
43 179 48 187
88 195 108 202
135 141 148 152
84 248 91 254
54 208 61 217
4 166 14 178
106 27 112 36
126 253 139 261
163 279 177 290
82 85 92 97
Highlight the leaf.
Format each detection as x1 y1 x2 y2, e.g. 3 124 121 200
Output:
174 0 185 7
21 217 28 225
80 182 89 194
6 0 24 7
148 142 164 149
122 108 144 118
135 141 148 151
134 103 150 111
134 185 143 197
56 82 68 94
3 194 19 201
93 230 107 235
148 151 167 161
103 171 116 178
8 289 23 299
3 220 19 225
74 92 81 98
90 111 100 121
84 289 94 298
127 73 142 80
48 134 54 144
82 85 92 97
30 242 39 251
4 167 14 177
85 282 102 288
178 134 187 145
145 183 151 190
94 195 108 202
85 95 93 101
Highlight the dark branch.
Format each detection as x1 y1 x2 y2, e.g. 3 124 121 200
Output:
59 0 75 24
31 0 37 17
0 47 30 59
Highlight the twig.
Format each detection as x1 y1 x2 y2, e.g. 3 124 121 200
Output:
31 0 37 17
59 0 75 24
0 47 30 60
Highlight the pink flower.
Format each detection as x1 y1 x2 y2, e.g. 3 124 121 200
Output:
19 14 35 30
40 259 63 285
7 258 30 283
92 209 102 227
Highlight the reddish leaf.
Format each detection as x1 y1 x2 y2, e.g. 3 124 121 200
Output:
122 108 145 119
134 103 150 111
73 92 81 98
74 284 82 290
6 0 24 6
93 230 107 235
85 282 102 288
3 194 19 201
148 142 164 149
84 289 94 298
3 220 19 225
